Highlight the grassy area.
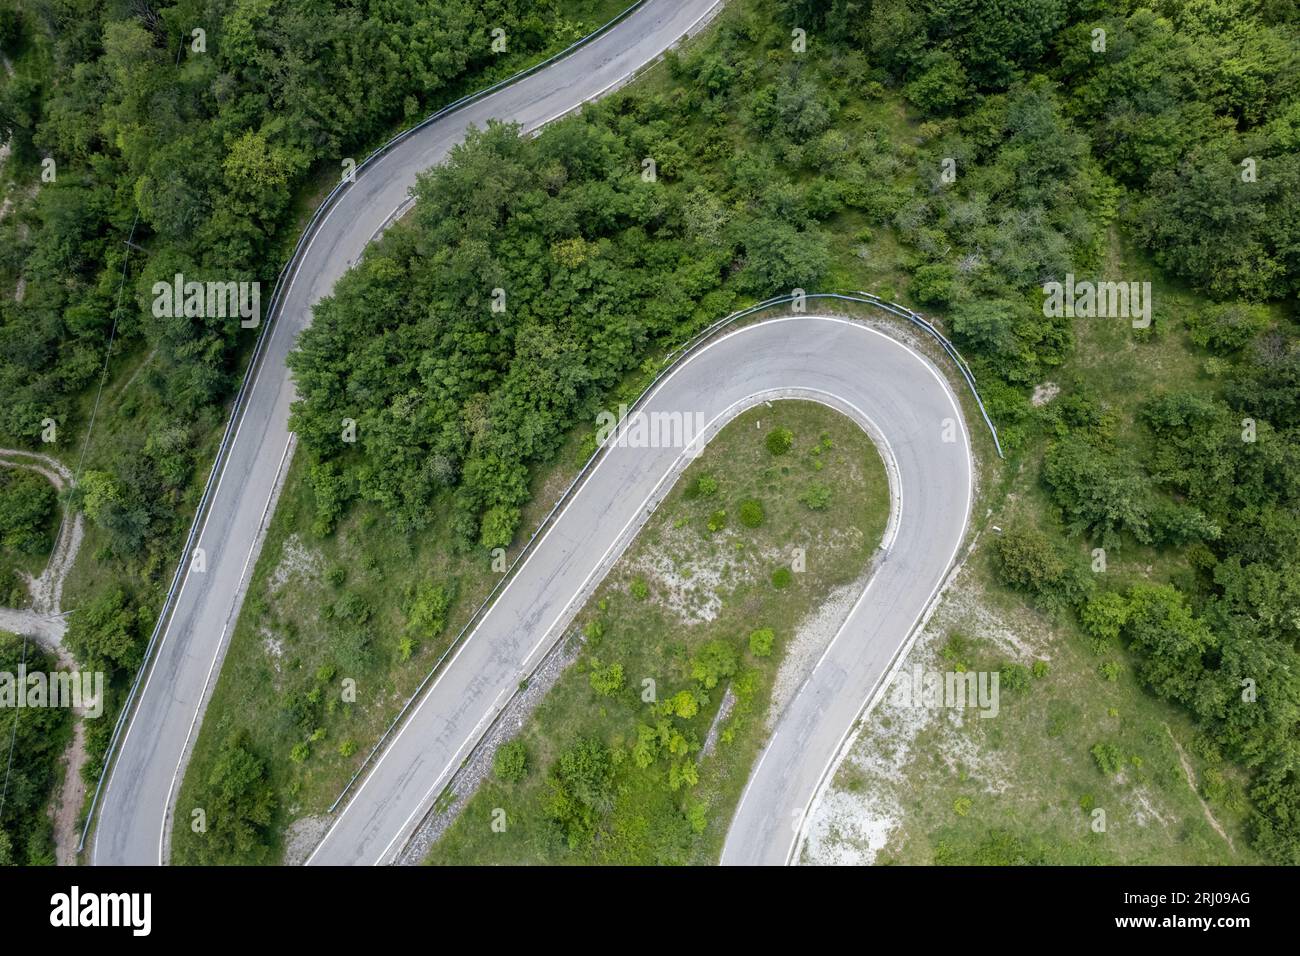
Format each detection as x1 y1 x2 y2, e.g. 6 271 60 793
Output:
809 559 1257 866
427 400 889 864
805 226 1267 866
170 420 595 864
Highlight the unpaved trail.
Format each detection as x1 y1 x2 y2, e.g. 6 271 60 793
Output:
0 448 84 630
1165 724 1235 853
51 716 89 866
0 449 91 865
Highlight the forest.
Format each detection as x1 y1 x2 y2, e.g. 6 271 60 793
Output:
289 0 1300 863
0 0 626 864
2 0 1298 864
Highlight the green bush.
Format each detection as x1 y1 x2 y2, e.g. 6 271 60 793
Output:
799 483 832 511
1186 302 1270 353
765 428 794 455
691 640 738 690
406 582 452 638
748 628 775 657
1091 742 1124 776
999 663 1031 693
738 499 765 528
687 474 719 498
0 469 56 555
494 740 529 782
588 660 625 697
630 578 649 600
771 567 793 589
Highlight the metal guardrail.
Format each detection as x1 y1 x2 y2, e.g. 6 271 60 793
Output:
77 0 652 855
325 290 1004 827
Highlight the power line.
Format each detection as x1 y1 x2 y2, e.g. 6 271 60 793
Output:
0 634 30 828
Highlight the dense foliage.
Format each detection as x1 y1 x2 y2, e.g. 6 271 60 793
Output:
0 0 625 865
0 632 69 865
6 0 1299 864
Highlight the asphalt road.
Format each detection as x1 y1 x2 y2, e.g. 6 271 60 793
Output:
308 316 972 865
90 0 726 866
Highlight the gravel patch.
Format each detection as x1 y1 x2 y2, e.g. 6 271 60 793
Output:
768 575 871 728
1031 381 1060 406
282 815 332 866
268 533 322 594
700 685 737 759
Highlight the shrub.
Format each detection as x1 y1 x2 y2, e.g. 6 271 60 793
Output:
991 525 1065 594
799 483 832 511
691 640 738 689
771 567 793 588
748 628 775 657
588 660 625 697
546 738 614 850
630 578 649 600
738 499 765 528
765 427 794 455
999 663 1031 693
0 469 56 554
1186 302 1269 353
912 263 956 305
479 504 519 551
334 591 373 625
690 474 719 498
668 690 699 719
406 582 452 638
707 509 727 533
1091 742 1124 776
494 740 529 782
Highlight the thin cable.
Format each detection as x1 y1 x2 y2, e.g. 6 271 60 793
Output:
0 634 31 826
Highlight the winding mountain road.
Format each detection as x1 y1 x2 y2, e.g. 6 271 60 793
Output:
308 316 972 865
90 0 975 868
90 0 725 866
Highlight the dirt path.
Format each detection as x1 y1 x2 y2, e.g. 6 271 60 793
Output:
0 449 91 864
1165 724 1234 853
51 713 89 866
0 448 84 628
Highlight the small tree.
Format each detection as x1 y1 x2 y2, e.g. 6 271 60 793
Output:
494 740 529 782
691 640 738 689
